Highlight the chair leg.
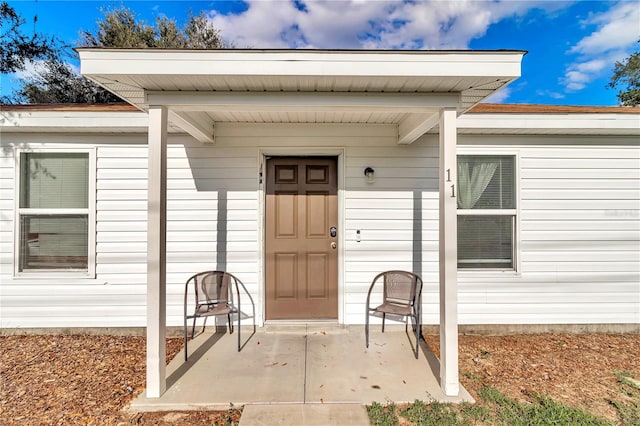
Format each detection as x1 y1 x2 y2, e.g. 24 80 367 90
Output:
228 313 233 334
414 310 421 359
365 309 370 348
184 317 188 362
382 312 386 333
414 320 420 359
202 317 208 334
237 312 241 352
191 316 197 339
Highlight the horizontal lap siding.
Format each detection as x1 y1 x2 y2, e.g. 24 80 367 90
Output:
0 151 15 287
0 134 260 328
1 137 151 327
213 123 438 325
343 138 440 325
2 124 406 328
456 137 640 325
2 129 639 328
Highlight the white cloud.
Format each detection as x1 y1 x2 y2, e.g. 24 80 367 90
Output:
563 2 639 93
12 59 80 80
207 0 562 50
483 86 512 103
571 2 639 55
12 60 47 80
536 89 565 100
2 59 82 99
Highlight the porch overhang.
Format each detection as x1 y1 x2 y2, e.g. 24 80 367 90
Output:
77 48 525 400
78 48 525 144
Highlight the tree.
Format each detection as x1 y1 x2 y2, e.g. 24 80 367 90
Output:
79 7 225 49
13 58 121 103
182 13 225 49
0 1 56 73
8 5 227 104
79 6 157 48
609 41 640 107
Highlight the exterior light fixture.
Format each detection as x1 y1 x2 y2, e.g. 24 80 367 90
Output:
364 167 375 183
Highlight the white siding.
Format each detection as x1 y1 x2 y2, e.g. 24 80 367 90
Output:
342 141 440 324
1 128 638 328
212 123 429 326
456 135 640 325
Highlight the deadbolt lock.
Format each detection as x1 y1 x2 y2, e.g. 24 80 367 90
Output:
331 242 337 249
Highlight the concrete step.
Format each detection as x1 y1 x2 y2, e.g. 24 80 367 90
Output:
238 403 370 426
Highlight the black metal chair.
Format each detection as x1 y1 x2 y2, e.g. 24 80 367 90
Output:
183 271 242 361
365 270 423 358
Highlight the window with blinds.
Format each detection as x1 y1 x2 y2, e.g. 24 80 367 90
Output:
17 152 92 273
457 155 516 269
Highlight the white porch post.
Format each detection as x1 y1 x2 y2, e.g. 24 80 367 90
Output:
439 107 459 396
146 105 168 398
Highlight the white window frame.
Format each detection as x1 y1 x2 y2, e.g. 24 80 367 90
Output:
456 148 521 274
14 148 96 278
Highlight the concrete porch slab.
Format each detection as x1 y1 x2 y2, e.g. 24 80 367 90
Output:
129 325 473 412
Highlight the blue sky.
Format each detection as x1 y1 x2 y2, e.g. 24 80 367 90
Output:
2 0 639 106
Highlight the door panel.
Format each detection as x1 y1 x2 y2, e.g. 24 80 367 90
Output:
307 253 329 298
266 157 338 319
274 253 297 299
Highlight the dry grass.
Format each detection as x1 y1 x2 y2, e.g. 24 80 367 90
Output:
425 333 640 423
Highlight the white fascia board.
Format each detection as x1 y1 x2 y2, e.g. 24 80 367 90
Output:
79 49 524 79
0 110 148 131
459 113 640 135
145 91 460 112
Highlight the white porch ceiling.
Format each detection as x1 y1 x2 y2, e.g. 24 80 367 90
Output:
78 49 525 143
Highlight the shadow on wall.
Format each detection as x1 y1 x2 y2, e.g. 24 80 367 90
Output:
181 138 440 297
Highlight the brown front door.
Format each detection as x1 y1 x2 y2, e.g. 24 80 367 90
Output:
265 157 338 319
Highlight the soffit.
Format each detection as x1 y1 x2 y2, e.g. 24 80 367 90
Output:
77 49 524 143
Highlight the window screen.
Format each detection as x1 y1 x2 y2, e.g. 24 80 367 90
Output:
457 155 516 270
18 153 90 272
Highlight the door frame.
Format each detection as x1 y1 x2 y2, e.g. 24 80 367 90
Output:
258 148 345 325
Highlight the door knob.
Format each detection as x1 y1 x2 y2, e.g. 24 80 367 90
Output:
331 242 337 249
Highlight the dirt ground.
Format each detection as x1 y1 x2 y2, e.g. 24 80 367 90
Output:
424 333 639 423
0 332 638 425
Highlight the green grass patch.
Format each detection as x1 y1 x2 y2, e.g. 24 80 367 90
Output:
367 401 399 426
615 371 640 394
400 400 492 425
610 399 640 426
478 387 611 426
369 388 614 426
610 371 640 425
461 369 483 382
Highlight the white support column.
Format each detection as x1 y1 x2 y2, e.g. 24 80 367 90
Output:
439 107 460 396
146 105 168 398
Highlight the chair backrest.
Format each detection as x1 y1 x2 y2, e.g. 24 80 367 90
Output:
188 271 233 306
382 271 421 306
